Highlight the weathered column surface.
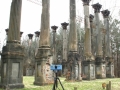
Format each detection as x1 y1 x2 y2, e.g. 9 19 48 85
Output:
101 10 111 58
61 22 69 62
69 0 77 51
82 0 93 60
92 3 103 57
81 0 95 80
89 14 94 55
61 22 69 76
34 31 40 56
0 0 24 89
34 0 54 85
8 0 22 43
39 0 50 47
101 9 114 78
51 25 58 64
66 0 81 81
92 3 106 79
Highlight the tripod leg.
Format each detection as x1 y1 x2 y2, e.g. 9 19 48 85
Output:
52 78 57 90
57 78 65 90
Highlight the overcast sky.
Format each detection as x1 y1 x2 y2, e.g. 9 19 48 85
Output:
0 0 120 51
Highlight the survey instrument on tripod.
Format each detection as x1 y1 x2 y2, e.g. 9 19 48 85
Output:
50 65 64 90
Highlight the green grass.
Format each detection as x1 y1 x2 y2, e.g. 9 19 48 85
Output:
0 76 120 90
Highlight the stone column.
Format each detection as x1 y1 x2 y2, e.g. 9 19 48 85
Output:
92 3 106 79
61 22 69 76
8 0 22 43
34 0 54 85
51 25 58 64
0 0 24 89
34 31 40 56
67 0 81 81
89 14 94 55
27 34 33 76
101 9 114 78
81 0 95 80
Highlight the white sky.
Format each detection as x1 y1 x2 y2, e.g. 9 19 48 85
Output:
0 0 120 51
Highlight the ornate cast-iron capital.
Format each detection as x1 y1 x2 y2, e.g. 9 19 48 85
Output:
28 34 33 39
5 28 9 35
35 31 40 37
92 3 102 13
89 14 94 22
61 22 69 30
51 25 58 32
101 9 110 18
20 32 23 37
82 0 91 5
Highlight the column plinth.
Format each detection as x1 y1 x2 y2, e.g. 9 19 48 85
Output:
0 0 24 89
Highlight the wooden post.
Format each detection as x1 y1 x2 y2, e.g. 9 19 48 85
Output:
74 87 77 90
109 81 111 90
106 81 111 90
106 84 109 90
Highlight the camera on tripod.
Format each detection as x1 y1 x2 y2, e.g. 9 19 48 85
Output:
50 65 64 90
50 65 62 71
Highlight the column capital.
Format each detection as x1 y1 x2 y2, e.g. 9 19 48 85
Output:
5 28 9 35
81 0 91 5
61 22 69 30
35 31 40 37
28 34 33 39
92 3 102 13
51 25 58 32
89 14 94 22
20 32 23 37
101 9 110 18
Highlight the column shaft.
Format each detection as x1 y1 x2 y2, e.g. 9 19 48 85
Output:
84 5 92 58
69 0 77 51
104 18 111 57
8 0 22 42
63 30 67 61
95 13 103 56
39 0 50 47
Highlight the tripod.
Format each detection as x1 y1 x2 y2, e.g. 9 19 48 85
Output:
52 70 64 90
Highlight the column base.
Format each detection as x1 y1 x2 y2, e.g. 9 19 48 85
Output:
95 57 106 79
82 60 96 80
0 43 24 90
106 63 114 78
0 83 24 89
34 47 54 86
34 81 53 86
67 51 82 81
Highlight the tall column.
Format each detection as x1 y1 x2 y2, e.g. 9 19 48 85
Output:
101 9 114 78
51 25 58 64
67 0 81 81
61 22 69 76
89 14 94 55
34 0 54 85
81 0 95 80
0 0 24 89
34 31 40 55
92 3 106 79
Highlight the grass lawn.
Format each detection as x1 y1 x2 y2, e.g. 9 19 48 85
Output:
0 76 120 90
22 76 120 90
